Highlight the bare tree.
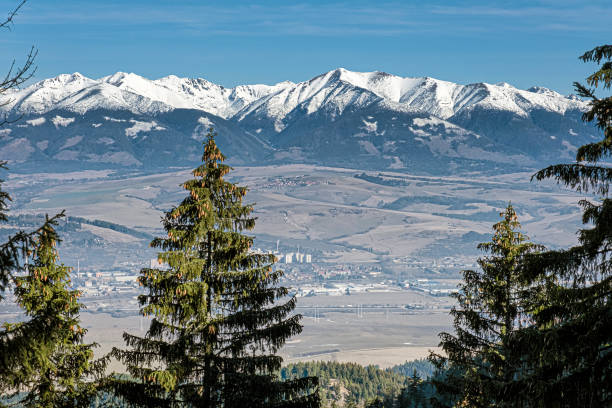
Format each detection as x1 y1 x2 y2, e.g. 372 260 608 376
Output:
0 0 37 125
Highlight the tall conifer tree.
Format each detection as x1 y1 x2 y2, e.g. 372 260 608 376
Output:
504 44 612 407
1 168 103 405
111 129 319 407
6 217 104 407
430 204 542 407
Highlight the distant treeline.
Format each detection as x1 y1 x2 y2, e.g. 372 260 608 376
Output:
387 358 435 379
281 360 436 406
355 173 410 187
67 216 153 240
4 214 153 241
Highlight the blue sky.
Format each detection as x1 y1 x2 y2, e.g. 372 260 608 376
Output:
0 0 609 94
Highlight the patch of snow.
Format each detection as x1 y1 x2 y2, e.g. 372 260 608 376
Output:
550 136 556 140
125 119 164 138
26 117 46 126
362 119 378 133
255 128 262 134
412 116 457 128
52 115 75 128
274 120 285 133
197 116 214 127
192 117 216 141
409 127 431 138
0 129 11 136
104 116 126 122
568 128 578 136
92 123 102 128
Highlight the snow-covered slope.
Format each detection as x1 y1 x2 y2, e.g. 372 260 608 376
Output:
102 72 294 118
2 71 294 118
0 69 596 174
1 68 586 120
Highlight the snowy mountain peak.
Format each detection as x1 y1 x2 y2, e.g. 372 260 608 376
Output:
101 71 145 85
0 69 587 122
527 86 564 98
39 72 93 88
495 82 515 88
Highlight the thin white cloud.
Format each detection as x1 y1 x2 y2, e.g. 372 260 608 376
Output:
17 1 612 36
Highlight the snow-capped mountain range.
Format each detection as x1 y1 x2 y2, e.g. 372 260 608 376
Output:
0 69 596 173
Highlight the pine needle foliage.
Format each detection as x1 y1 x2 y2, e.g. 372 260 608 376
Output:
3 216 105 407
503 44 612 407
430 204 542 407
110 129 319 408
1 165 102 406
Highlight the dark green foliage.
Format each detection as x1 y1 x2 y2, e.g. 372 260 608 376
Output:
281 361 407 406
388 359 435 380
396 371 428 408
0 162 102 407
3 218 105 407
430 204 542 407
503 44 612 407
66 217 153 240
0 164 63 302
109 129 318 407
0 214 149 240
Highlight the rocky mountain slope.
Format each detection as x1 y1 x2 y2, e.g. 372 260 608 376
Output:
0 69 596 174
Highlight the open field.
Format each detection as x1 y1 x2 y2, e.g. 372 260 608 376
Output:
9 164 586 268
80 304 451 372
61 291 454 372
285 347 441 369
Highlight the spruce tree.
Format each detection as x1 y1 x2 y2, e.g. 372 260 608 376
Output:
111 129 319 407
397 371 427 408
4 216 104 407
503 44 612 407
430 204 542 407
0 167 102 404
